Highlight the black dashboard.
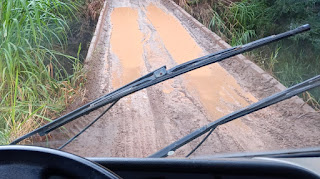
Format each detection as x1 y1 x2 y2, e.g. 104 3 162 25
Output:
91 157 320 178
1 146 319 179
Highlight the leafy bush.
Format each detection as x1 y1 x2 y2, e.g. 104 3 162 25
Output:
257 0 320 106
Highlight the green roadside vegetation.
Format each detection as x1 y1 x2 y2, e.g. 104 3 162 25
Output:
0 0 87 144
178 0 320 109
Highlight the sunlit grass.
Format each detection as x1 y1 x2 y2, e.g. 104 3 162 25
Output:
0 0 85 144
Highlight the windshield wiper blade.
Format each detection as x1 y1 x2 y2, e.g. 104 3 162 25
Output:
149 75 320 158
10 24 310 145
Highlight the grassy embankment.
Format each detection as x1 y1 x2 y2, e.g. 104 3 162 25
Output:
0 0 86 144
178 0 320 109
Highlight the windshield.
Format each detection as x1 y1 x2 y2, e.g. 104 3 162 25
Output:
3 0 320 159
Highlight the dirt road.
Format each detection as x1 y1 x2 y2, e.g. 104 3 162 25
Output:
59 0 320 158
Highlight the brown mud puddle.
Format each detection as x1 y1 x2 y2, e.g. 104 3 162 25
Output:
146 5 257 119
110 7 144 88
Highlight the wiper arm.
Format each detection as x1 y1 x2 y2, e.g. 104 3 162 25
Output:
10 24 310 145
149 75 320 158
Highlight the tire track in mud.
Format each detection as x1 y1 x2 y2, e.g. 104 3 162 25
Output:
61 0 320 158
106 5 159 157
144 3 266 156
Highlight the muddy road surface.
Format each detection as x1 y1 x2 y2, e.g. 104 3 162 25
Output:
58 0 320 158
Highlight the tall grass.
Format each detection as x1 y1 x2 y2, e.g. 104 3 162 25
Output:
180 0 269 45
209 0 264 45
0 0 85 144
